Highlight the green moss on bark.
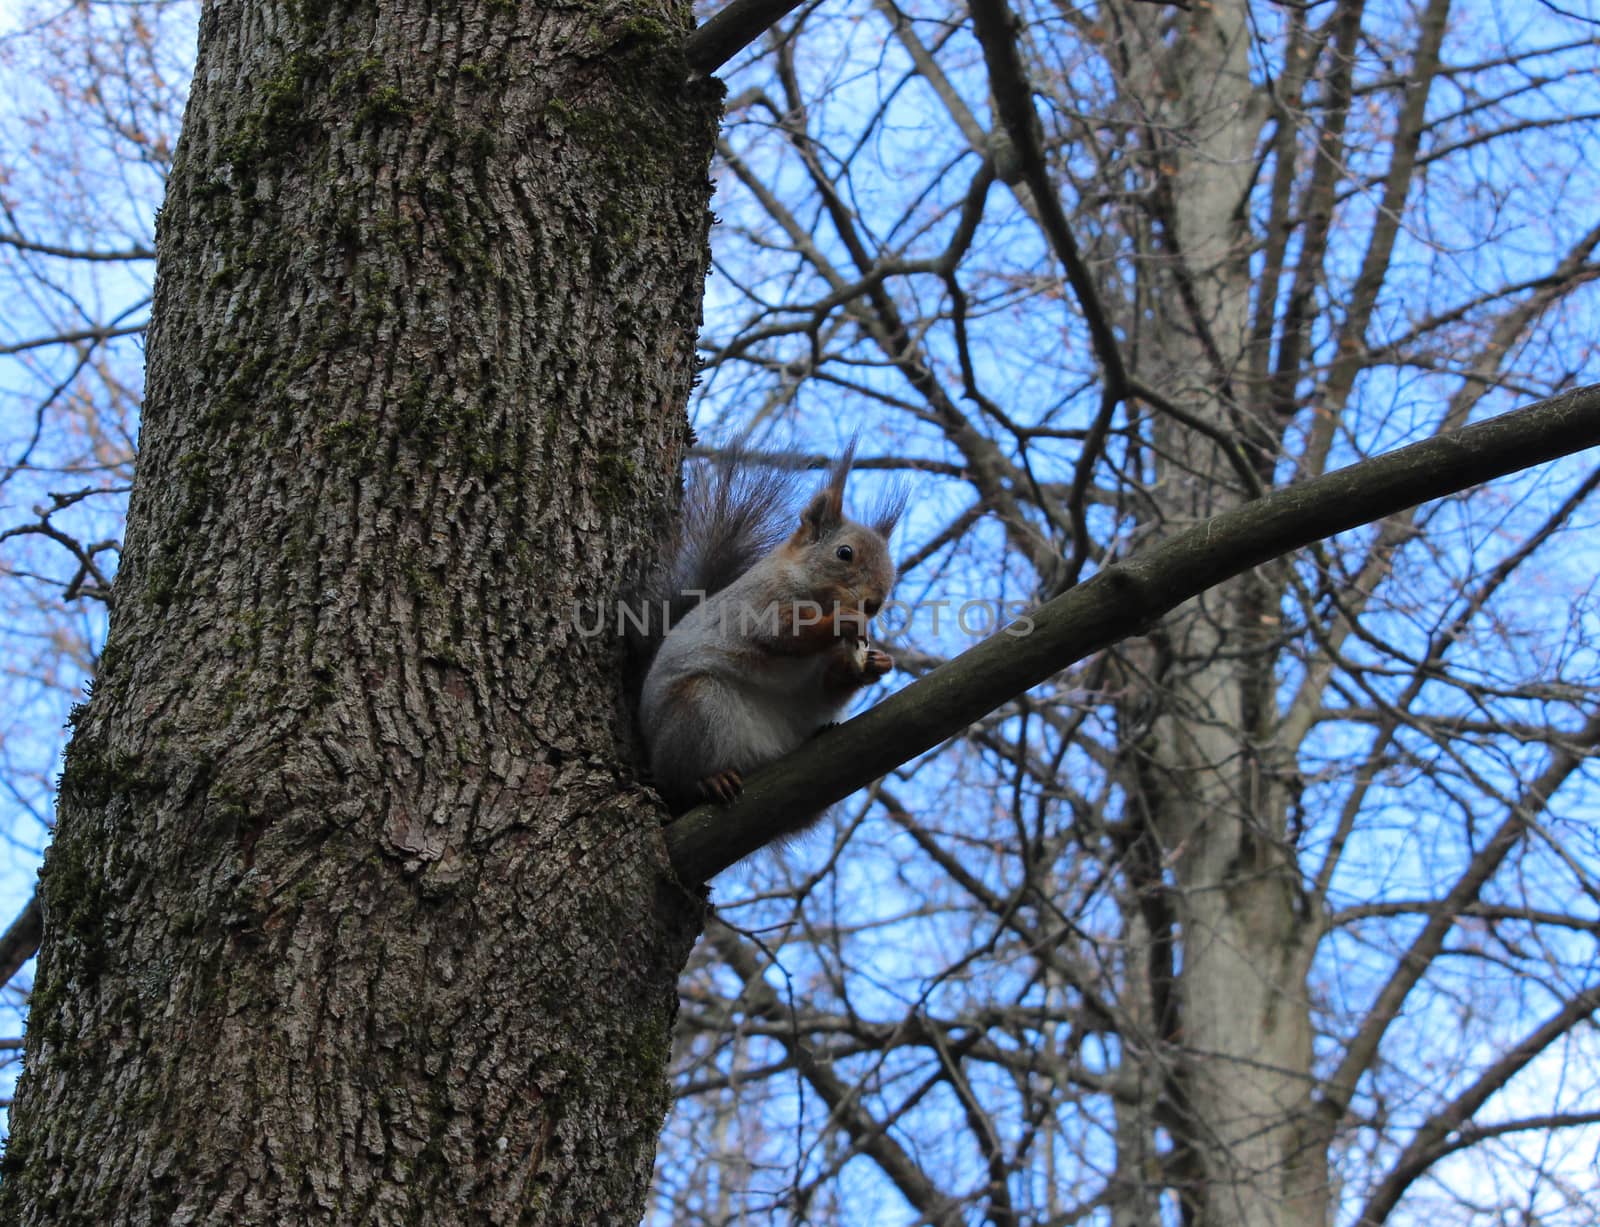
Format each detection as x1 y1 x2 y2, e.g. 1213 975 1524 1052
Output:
221 49 324 184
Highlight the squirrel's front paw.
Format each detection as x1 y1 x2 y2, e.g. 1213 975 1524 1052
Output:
861 647 894 679
696 768 744 805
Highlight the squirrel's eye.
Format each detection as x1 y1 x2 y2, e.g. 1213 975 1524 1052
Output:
835 544 854 562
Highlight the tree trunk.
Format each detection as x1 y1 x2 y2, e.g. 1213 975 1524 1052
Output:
0 2 720 1223
1132 1 1327 1223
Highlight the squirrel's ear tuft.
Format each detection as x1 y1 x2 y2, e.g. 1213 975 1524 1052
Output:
797 437 856 541
799 488 843 541
871 486 907 539
827 436 857 504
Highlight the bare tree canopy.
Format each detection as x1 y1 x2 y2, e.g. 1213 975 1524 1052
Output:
1 0 1597 1225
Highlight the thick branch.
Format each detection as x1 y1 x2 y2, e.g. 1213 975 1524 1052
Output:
665 383 1600 882
0 894 41 987
684 0 809 75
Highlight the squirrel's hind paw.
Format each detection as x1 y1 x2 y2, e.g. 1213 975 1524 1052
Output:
697 769 744 805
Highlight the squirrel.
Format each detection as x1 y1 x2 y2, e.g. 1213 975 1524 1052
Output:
634 443 902 824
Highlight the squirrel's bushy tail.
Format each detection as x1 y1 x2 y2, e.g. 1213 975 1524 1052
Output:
626 452 800 670
671 457 797 604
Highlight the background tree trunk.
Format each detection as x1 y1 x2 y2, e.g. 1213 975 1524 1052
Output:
0 1 720 1222
1128 3 1328 1222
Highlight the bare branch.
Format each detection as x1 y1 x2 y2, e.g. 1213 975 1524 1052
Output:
706 919 966 1225
667 384 1600 882
684 0 810 76
1320 706 1600 1125
0 232 153 262
0 322 147 357
967 0 1129 395
1355 984 1600 1225
0 894 41 987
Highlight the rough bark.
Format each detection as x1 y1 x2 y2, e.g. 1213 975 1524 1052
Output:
0 1 720 1223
